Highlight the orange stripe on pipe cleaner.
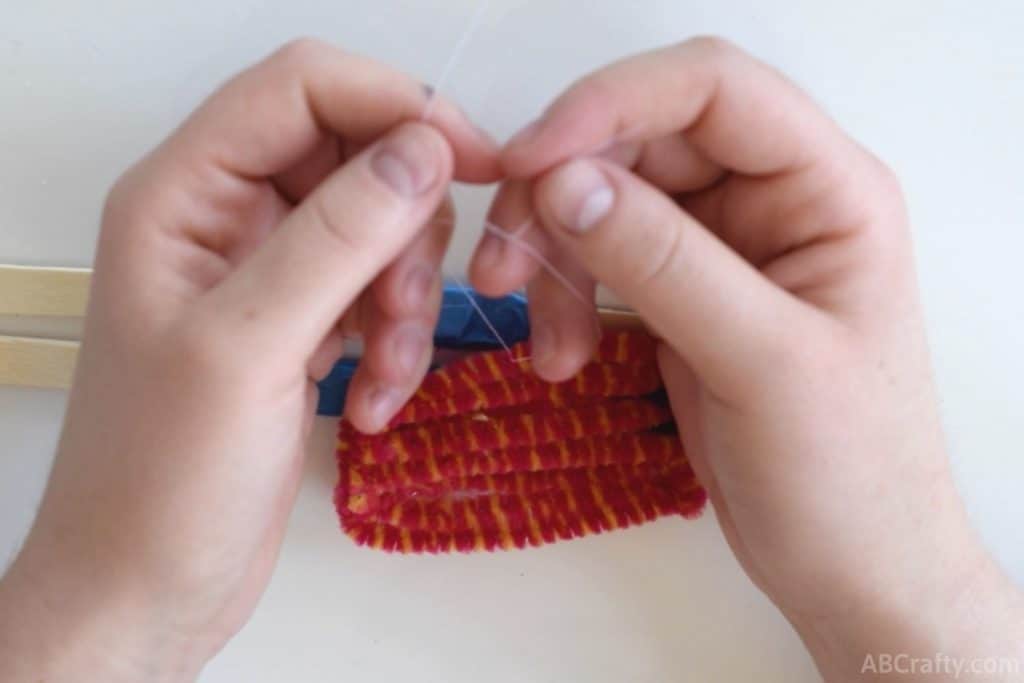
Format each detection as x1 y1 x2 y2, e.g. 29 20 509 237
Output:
335 330 705 553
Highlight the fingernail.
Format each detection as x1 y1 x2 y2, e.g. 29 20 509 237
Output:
404 264 434 310
474 232 504 271
531 320 556 364
371 130 439 197
367 385 402 428
507 117 545 147
395 326 428 374
549 160 615 233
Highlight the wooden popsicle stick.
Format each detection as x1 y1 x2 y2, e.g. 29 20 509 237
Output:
598 306 645 330
0 276 639 389
0 335 79 389
0 265 91 317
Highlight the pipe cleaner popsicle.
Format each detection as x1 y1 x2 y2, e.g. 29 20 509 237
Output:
335 327 706 553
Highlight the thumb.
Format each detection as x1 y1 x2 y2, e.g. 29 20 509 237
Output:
532 158 815 398
208 122 453 358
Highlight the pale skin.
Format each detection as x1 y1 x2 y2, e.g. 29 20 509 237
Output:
0 37 1021 682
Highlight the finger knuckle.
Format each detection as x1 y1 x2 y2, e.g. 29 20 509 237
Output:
104 171 131 213
853 151 910 248
867 154 904 198
683 35 741 60
273 37 334 69
103 166 140 218
564 73 616 115
100 165 150 238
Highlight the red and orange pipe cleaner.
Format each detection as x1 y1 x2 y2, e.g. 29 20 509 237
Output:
334 329 706 553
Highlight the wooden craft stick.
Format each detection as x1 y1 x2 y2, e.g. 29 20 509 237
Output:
0 269 639 389
0 265 91 317
0 336 79 389
598 306 645 330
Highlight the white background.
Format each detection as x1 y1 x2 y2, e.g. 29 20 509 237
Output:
1 1 1022 681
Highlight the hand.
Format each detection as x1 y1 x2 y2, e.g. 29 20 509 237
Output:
0 39 498 682
471 38 1023 678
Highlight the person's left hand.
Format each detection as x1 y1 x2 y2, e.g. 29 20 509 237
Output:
0 39 498 682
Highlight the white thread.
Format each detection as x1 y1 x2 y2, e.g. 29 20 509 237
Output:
430 215 595 357
483 221 590 308
419 0 605 361
421 0 494 122
510 217 532 238
450 275 530 363
427 218 527 361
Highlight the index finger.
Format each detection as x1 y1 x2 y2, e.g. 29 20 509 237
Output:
165 38 500 183
502 37 842 179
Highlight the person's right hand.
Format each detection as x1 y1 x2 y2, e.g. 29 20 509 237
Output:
471 38 1024 678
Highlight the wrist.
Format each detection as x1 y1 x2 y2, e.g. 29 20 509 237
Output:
789 540 1024 681
0 536 203 683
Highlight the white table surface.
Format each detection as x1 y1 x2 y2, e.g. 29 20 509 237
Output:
2 2 1022 681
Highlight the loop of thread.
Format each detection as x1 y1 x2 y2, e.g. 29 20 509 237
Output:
419 0 602 362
